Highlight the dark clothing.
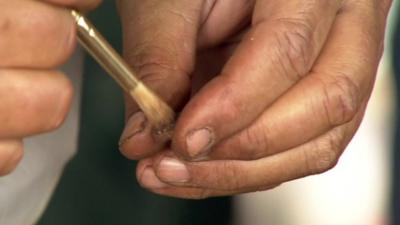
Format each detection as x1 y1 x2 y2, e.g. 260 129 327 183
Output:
37 3 232 225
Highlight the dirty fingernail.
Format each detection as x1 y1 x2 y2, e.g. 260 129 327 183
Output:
140 167 167 189
119 112 146 146
186 128 214 158
158 157 190 183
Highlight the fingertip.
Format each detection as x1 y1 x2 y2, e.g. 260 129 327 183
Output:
119 112 165 160
171 81 224 160
136 158 153 180
139 166 168 189
173 127 215 161
136 157 169 190
155 155 190 184
119 131 161 160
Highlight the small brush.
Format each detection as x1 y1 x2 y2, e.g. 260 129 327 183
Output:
70 10 175 135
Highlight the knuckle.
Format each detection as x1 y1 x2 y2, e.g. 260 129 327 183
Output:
347 0 392 14
319 75 360 126
241 125 270 160
305 131 344 174
271 18 314 81
307 148 338 174
195 163 235 191
214 161 243 191
123 42 191 99
125 42 180 79
165 7 196 26
213 80 247 119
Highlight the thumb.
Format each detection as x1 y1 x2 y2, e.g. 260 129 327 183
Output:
118 0 202 159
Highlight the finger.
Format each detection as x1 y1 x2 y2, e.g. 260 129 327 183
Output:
118 0 204 159
192 40 243 96
0 69 73 138
136 156 279 199
0 0 76 68
147 184 279 199
0 139 24 176
151 110 364 192
197 0 255 48
43 0 102 10
208 0 388 160
138 166 236 199
172 0 343 160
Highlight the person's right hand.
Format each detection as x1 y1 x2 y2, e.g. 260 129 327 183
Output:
0 0 100 176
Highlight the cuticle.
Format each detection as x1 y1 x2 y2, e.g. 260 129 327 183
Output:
187 126 215 156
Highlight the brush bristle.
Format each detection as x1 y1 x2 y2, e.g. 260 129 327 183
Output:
130 83 175 133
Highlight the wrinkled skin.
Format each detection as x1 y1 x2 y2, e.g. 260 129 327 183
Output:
0 0 101 176
0 0 392 199
118 0 393 199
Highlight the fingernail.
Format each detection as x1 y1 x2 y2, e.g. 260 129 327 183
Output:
119 112 146 146
158 157 190 183
186 128 214 158
140 167 167 189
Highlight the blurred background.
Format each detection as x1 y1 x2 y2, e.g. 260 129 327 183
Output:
235 2 399 225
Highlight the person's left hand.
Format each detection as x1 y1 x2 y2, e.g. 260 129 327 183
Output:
118 0 392 198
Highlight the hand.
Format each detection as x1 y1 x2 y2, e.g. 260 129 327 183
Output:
0 0 100 176
119 0 392 198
